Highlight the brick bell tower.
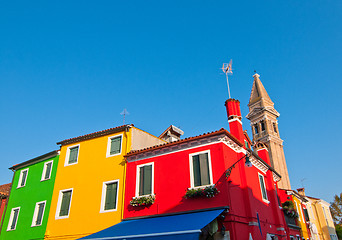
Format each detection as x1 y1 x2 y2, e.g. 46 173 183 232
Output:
246 73 291 189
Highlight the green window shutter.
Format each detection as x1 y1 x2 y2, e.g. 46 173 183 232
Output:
59 191 72 216
192 155 201 187
36 203 45 225
143 165 152 195
104 182 118 210
21 170 27 187
139 165 152 196
110 137 122 155
69 147 79 164
45 162 52 179
259 175 267 200
199 153 210 186
11 209 19 229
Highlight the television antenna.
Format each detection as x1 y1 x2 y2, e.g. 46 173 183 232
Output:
120 109 129 124
222 59 233 99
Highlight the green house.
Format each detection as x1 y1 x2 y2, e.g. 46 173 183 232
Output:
0 150 59 240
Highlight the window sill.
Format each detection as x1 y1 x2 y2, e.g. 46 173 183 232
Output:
40 178 51 182
188 184 215 190
106 152 122 158
100 208 118 213
262 199 270 204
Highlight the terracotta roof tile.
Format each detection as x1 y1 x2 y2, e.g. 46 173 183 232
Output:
0 183 12 196
126 128 243 157
57 124 133 146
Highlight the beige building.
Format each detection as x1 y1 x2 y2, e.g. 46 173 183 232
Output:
298 188 338 240
246 73 291 189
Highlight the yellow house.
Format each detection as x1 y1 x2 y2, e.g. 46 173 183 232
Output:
297 188 338 240
45 124 164 239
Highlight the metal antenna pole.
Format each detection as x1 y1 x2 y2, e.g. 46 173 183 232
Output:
120 109 129 124
225 72 231 99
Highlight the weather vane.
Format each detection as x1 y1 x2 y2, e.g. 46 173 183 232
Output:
222 59 233 99
120 109 129 124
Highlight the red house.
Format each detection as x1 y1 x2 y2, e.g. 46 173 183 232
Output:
0 183 11 229
81 99 288 240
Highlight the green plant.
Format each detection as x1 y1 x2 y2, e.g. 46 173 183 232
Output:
130 195 155 207
282 201 299 219
185 185 219 199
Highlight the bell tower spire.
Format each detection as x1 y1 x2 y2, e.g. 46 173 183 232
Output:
246 73 291 189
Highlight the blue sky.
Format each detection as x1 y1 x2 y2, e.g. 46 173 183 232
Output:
1 1 341 202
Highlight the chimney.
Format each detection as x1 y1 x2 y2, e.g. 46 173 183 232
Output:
225 99 244 142
254 142 271 165
159 125 184 143
297 188 306 196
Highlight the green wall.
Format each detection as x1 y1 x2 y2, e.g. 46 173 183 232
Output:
0 154 59 240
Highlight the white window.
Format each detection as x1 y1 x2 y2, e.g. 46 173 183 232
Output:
295 201 303 222
55 189 73 219
7 207 20 231
106 134 123 157
136 163 154 196
258 173 269 203
189 150 213 188
100 180 119 212
17 169 29 188
65 145 80 166
41 161 53 181
32 201 46 227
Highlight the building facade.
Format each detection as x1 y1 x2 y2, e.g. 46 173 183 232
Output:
0 183 11 230
0 151 59 240
45 125 164 239
246 73 291 189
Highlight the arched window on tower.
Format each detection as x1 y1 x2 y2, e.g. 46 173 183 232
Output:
254 124 259 134
273 123 278 134
260 120 266 132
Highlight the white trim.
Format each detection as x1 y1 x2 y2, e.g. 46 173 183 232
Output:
189 150 213 188
7 207 20 231
17 168 29 188
258 173 269 203
41 160 53 181
135 162 154 197
106 134 123 158
100 179 119 213
294 201 302 222
55 188 73 219
228 118 243 125
31 200 46 227
64 144 80 166
84 229 201 240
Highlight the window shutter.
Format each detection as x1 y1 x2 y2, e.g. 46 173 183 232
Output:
199 153 210 186
36 203 45 225
11 209 19 230
192 155 201 187
143 165 152 195
110 137 122 155
259 175 267 200
21 170 27 187
60 191 71 216
69 147 78 164
105 183 117 210
139 167 145 196
45 162 52 179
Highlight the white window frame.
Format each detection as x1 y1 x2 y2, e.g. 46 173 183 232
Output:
55 188 73 219
106 134 123 158
295 201 301 222
31 200 46 227
7 207 20 231
135 162 154 197
100 180 119 213
64 144 80 166
17 169 29 188
189 150 213 189
258 173 269 203
41 161 53 181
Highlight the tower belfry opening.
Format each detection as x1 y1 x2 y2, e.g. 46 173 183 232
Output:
246 73 291 189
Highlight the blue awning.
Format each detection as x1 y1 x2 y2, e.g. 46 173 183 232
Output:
79 208 225 240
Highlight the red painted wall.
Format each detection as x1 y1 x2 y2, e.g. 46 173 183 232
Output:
124 139 287 240
0 196 8 225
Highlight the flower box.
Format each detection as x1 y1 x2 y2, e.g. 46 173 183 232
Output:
130 195 155 207
185 185 219 199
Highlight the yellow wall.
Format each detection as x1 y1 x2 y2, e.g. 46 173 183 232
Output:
312 200 337 240
306 198 324 240
45 130 131 239
292 195 310 239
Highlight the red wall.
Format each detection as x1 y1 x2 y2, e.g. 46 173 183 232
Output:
124 141 287 239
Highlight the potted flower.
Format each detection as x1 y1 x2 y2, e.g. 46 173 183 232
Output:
130 195 155 207
282 201 299 218
185 185 219 199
